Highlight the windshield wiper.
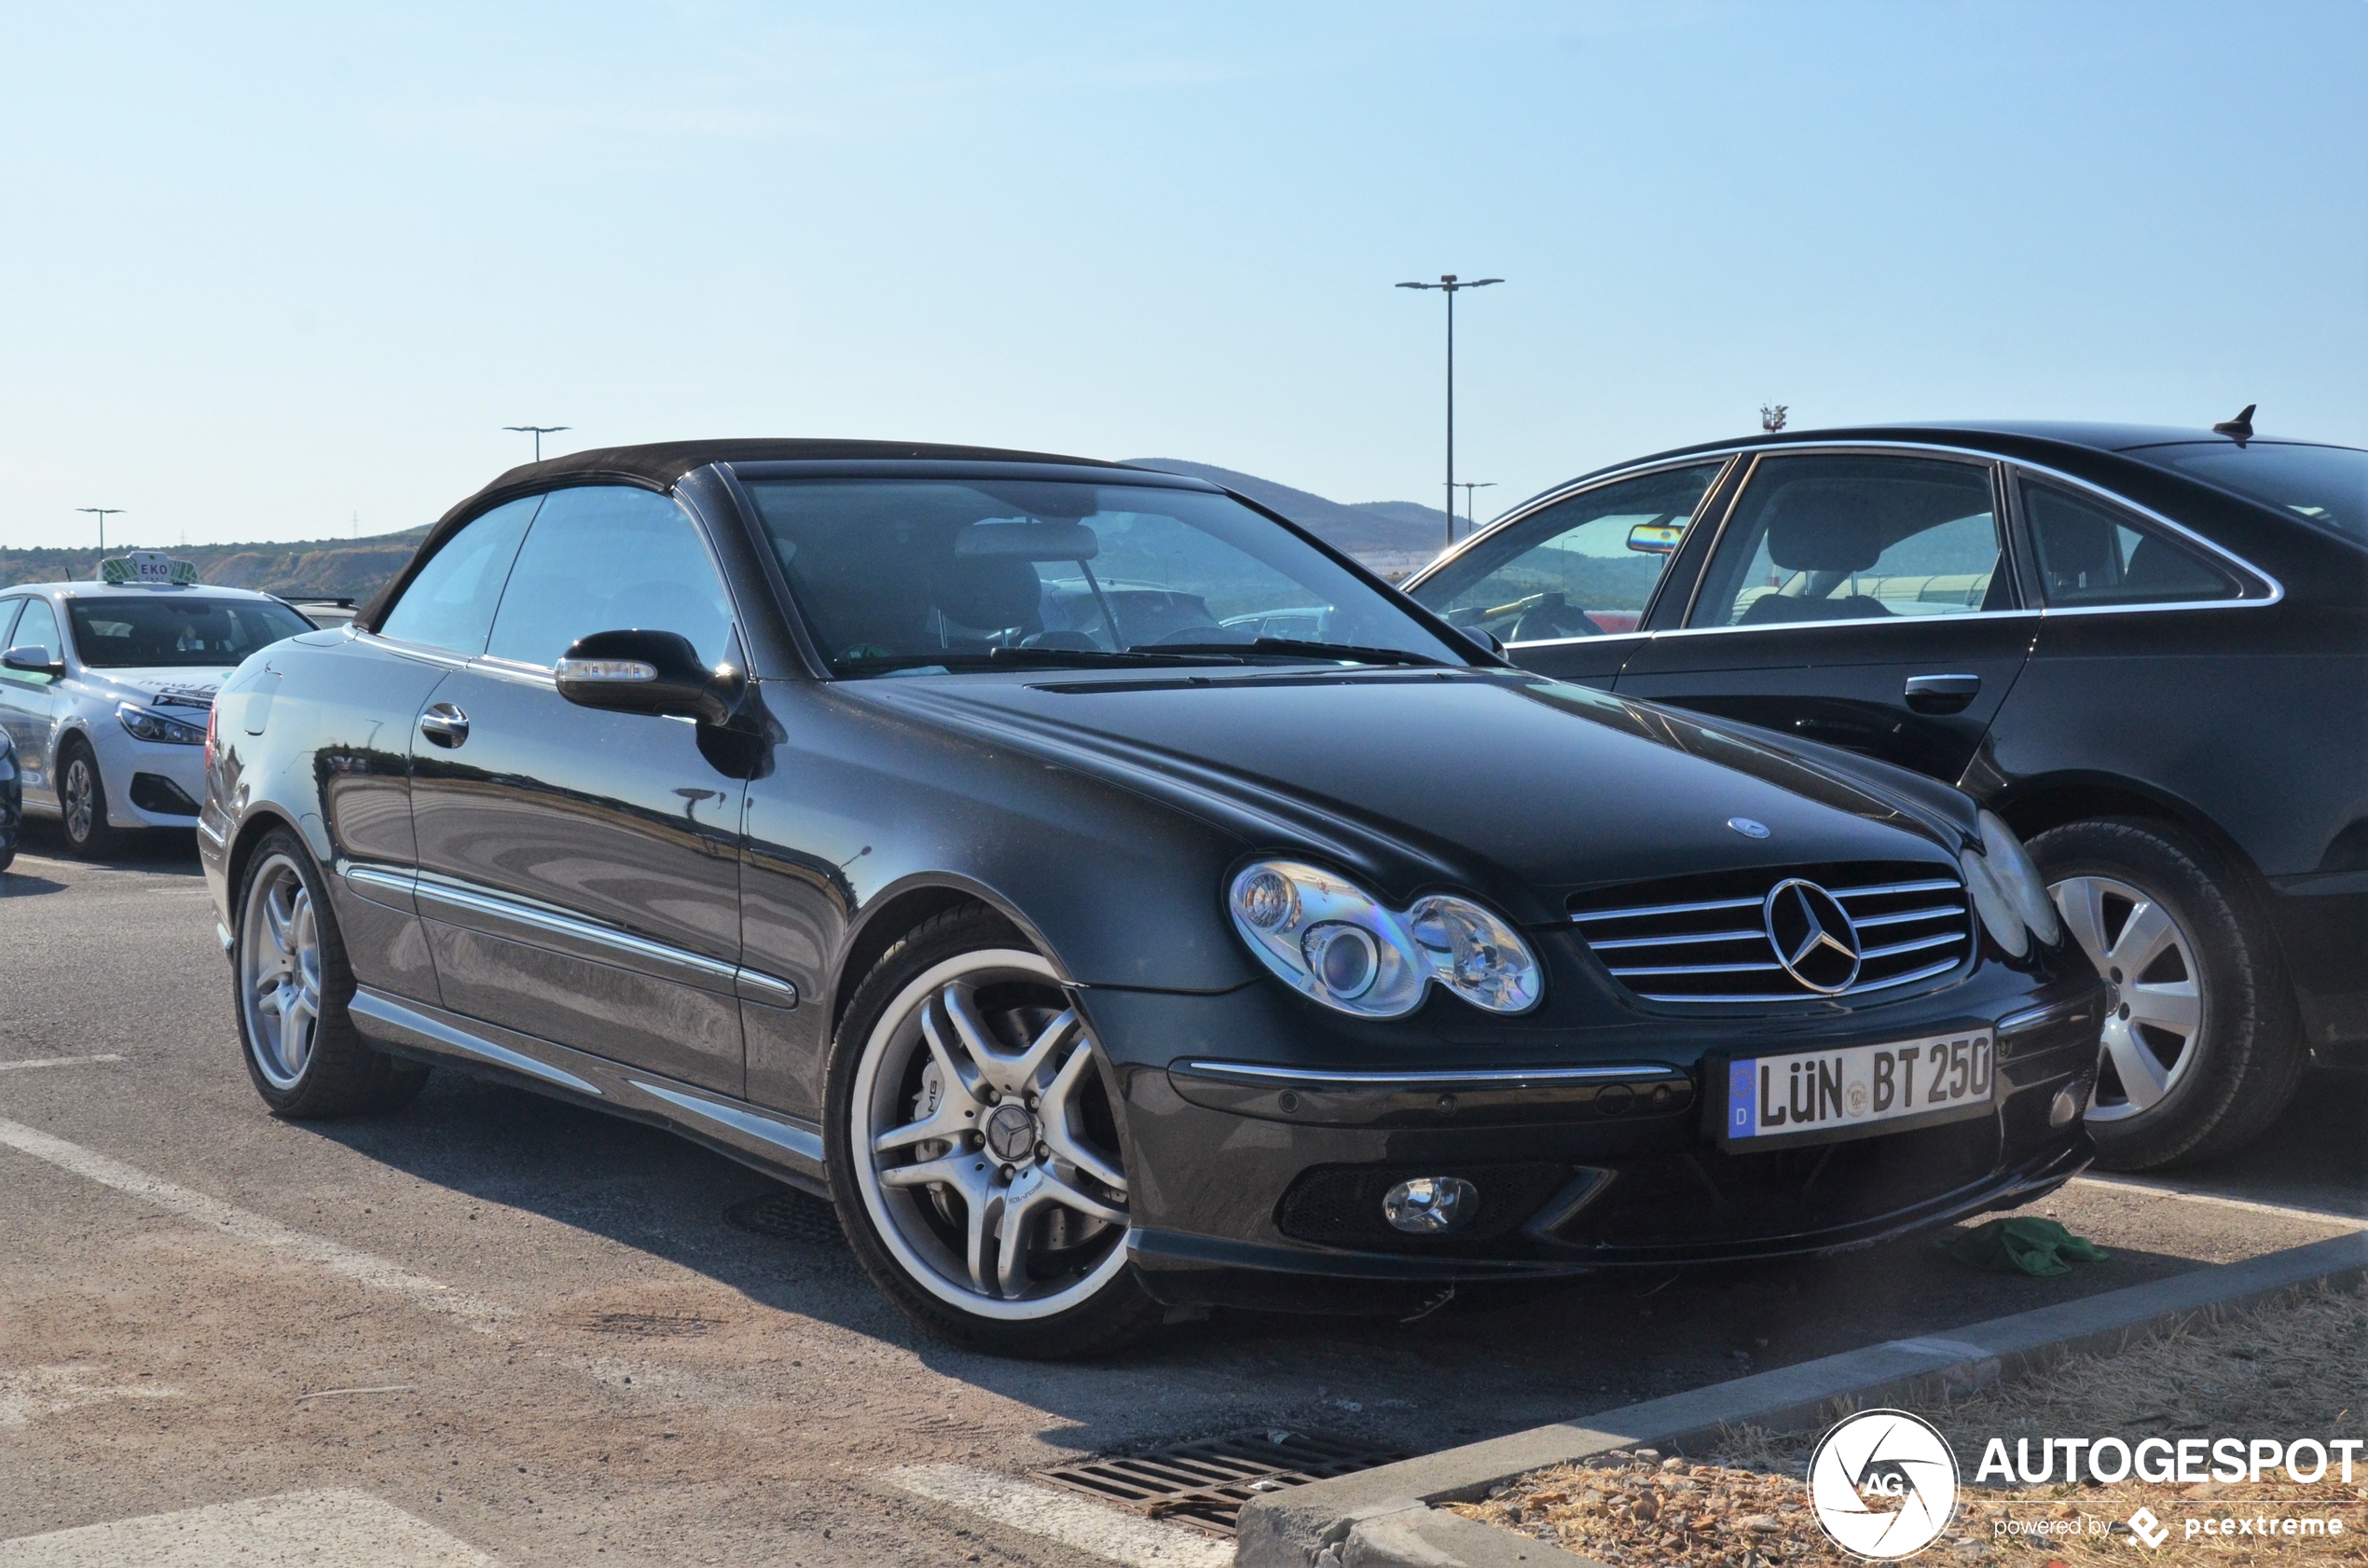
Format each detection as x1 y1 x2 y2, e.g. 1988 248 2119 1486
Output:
836 647 1246 676
1146 637 1450 668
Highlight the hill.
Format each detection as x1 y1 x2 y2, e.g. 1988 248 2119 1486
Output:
1 530 429 603
1126 460 1452 578
1 464 1454 604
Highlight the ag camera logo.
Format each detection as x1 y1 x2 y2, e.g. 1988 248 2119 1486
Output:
1809 1409 1961 1560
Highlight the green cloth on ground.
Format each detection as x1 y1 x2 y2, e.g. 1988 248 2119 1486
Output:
1938 1217 2110 1277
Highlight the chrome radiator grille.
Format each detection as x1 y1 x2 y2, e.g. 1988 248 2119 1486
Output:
1570 861 1974 1003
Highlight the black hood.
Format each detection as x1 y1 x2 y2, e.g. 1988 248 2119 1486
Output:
855 668 1975 926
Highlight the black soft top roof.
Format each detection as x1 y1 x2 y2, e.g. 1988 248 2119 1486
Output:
364 438 1131 630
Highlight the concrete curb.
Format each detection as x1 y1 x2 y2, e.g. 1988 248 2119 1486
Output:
1235 1228 2368 1568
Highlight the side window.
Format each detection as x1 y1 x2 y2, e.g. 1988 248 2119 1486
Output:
12 598 62 665
1690 455 2008 627
2020 481 2237 607
0 598 23 650
486 487 737 669
1414 462 1723 642
379 496 540 655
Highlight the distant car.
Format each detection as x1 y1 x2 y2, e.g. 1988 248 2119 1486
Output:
278 597 361 628
1405 418 2368 1170
0 565 316 858
0 729 19 873
203 439 2097 1357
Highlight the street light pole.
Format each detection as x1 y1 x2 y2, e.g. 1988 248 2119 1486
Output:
503 425 571 462
1396 274 1501 546
1457 481 1496 535
76 507 124 557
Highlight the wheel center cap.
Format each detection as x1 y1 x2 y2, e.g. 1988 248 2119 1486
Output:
984 1103 1038 1162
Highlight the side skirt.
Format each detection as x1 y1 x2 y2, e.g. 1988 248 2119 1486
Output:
345 987 831 1199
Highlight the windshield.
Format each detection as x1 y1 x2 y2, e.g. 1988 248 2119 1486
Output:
2126 442 2367 544
742 478 1467 675
66 596 314 668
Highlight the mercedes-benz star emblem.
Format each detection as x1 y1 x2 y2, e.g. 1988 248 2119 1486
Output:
984 1103 1038 1162
1764 877 1863 994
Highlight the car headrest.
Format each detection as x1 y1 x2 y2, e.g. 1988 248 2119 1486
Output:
931 556 1044 632
1764 484 1887 572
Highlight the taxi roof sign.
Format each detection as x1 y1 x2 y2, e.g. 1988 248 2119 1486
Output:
99 552 200 586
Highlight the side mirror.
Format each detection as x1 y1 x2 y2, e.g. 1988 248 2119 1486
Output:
2 645 62 679
555 630 742 726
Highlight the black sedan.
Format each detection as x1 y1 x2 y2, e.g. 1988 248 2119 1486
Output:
201 440 2098 1356
1406 416 2367 1171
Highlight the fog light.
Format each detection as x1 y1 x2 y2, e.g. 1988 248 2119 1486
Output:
1382 1176 1477 1234
2050 1084 2085 1128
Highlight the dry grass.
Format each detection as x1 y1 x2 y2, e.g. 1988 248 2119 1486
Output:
1451 1280 2367 1565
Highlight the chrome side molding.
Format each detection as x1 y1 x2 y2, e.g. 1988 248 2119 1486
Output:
347 989 605 1097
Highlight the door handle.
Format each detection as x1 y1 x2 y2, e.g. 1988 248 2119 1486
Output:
419 703 470 749
1903 673 1980 715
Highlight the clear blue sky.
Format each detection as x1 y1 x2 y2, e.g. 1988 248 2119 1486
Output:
3 2 2361 550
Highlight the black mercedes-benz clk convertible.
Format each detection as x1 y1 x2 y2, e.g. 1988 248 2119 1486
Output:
200 440 2101 1356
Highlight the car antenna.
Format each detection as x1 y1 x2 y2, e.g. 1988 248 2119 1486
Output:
2210 404 2255 442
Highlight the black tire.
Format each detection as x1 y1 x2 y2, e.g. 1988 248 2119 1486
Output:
56 736 122 860
2030 817 2303 1170
231 828 430 1118
823 902 1165 1358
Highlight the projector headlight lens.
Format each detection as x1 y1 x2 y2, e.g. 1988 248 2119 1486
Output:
1227 860 1541 1018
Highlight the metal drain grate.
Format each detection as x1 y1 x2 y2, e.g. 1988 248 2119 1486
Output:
723 1190 843 1244
1033 1427 1412 1537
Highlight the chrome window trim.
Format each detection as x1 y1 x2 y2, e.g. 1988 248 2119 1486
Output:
2003 460 2285 613
1176 1060 1684 1089
631 1079 824 1162
410 871 740 989
1436 439 2284 638
348 989 605 1096
351 628 477 670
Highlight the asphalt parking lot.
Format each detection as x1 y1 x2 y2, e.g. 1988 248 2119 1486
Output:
3 826 2361 1567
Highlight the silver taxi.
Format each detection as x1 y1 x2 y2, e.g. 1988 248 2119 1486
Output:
0 557 314 857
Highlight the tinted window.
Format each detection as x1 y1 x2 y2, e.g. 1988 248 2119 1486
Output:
380 496 539 655
2021 482 2237 607
1691 455 2008 627
487 487 737 669
2126 441 2367 544
744 478 1465 674
1411 463 1721 642
12 598 60 664
67 597 313 668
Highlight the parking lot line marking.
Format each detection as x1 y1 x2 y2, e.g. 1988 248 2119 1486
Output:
2069 1173 2365 1229
0 1117 504 1334
0 1055 125 1072
0 1488 498 1566
890 1463 1234 1568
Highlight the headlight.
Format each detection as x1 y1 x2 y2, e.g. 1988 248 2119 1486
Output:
1228 860 1542 1017
1958 811 2059 957
1978 809 2062 946
117 702 207 746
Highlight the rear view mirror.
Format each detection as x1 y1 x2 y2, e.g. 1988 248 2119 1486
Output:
3 645 62 679
1627 521 1684 556
555 629 742 726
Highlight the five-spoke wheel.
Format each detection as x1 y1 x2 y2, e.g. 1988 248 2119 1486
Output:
240 852 324 1091
828 905 1163 1356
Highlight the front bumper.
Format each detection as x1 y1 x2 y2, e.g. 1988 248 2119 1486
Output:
1088 970 2102 1313
91 725 207 827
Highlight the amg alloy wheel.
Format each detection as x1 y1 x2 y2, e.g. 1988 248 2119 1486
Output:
241 852 324 1091
2033 818 2303 1170
827 905 1163 1356
231 829 430 1118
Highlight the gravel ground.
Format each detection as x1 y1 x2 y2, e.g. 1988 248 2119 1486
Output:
1451 1282 2368 1565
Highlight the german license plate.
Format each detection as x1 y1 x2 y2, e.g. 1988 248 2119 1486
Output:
1723 1030 1994 1145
